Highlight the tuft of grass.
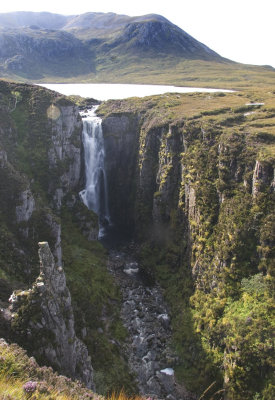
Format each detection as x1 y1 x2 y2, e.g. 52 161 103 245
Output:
107 391 149 400
0 341 149 400
0 339 102 400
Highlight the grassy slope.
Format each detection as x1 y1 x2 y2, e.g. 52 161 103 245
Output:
0 339 101 399
4 58 274 91
0 340 144 400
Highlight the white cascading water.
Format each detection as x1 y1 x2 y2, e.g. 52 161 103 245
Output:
79 106 111 238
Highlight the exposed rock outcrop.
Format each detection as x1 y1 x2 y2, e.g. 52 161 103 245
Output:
48 103 82 209
252 160 274 197
10 242 94 389
15 188 35 223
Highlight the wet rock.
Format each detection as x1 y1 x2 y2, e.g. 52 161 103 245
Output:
0 149 7 167
108 248 183 399
157 369 175 393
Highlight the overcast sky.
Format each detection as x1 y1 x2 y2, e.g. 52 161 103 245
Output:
1 0 274 67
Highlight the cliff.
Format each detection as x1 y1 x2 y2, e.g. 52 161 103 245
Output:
0 80 133 394
10 241 94 388
0 80 92 277
0 79 274 399
99 89 275 399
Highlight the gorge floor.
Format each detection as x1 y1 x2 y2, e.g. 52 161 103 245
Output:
106 242 192 400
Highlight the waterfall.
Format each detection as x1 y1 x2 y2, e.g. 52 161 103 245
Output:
79 106 111 238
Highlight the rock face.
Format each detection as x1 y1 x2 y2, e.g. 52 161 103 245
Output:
100 98 275 399
102 114 140 233
111 19 221 60
252 160 274 197
15 188 35 223
0 81 102 391
102 113 183 238
0 81 98 277
48 103 82 209
10 242 94 389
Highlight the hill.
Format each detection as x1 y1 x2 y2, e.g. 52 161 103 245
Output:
0 11 274 88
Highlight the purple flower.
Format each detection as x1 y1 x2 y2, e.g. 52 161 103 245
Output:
84 393 93 398
23 381 37 393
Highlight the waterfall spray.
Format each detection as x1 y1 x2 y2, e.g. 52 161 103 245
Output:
79 106 111 238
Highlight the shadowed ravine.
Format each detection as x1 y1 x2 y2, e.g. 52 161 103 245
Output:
106 245 191 400
0 80 273 399
80 108 189 399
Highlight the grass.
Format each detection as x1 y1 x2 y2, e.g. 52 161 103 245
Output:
98 88 275 164
0 340 147 400
2 52 274 91
0 377 74 400
106 392 149 400
0 339 102 399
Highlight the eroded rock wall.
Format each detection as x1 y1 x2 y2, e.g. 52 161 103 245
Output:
0 81 98 280
102 113 140 233
10 242 94 388
100 99 274 399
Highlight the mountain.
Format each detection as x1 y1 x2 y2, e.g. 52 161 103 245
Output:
0 11 70 29
0 11 273 87
62 12 221 60
0 27 95 79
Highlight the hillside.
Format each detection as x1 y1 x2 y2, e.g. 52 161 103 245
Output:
0 11 274 88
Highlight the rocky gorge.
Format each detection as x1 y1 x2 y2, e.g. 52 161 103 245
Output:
107 247 189 400
0 80 274 400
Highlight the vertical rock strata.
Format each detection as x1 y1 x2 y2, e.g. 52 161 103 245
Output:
101 101 275 399
10 242 94 389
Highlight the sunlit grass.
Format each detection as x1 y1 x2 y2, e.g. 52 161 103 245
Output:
0 376 71 400
107 391 149 400
0 340 102 400
98 87 275 163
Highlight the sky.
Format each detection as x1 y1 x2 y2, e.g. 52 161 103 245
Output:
0 0 274 67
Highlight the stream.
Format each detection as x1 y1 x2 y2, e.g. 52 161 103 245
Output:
106 244 189 400
79 107 190 399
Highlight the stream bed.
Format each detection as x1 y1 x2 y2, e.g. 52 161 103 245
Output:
107 245 190 400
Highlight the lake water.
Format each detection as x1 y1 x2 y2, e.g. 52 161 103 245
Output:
38 83 233 100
